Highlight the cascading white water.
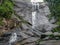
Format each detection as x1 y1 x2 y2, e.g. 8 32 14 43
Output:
31 0 57 31
31 0 44 2
32 11 36 28
31 0 44 28
9 33 17 45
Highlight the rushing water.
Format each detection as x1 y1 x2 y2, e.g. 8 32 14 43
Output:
31 0 44 2
9 33 17 45
31 0 44 28
31 0 57 31
32 11 36 28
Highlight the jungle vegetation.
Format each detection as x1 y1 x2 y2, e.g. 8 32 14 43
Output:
46 0 60 32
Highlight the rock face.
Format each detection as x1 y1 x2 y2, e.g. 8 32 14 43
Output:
40 40 60 45
14 0 57 31
13 0 57 45
0 0 57 45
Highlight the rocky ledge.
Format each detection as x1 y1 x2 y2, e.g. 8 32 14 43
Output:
40 40 60 45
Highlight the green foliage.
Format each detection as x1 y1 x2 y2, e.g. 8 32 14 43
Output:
0 17 4 26
0 0 14 19
46 0 60 32
52 26 60 32
0 0 31 26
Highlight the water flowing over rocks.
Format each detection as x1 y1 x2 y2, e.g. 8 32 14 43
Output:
0 0 58 45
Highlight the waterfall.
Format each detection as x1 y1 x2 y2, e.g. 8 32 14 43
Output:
31 0 44 2
32 11 36 28
9 33 17 45
31 0 44 28
31 0 57 31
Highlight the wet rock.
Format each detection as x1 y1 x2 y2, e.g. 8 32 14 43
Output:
20 37 39 44
19 32 30 38
40 40 60 45
0 0 58 45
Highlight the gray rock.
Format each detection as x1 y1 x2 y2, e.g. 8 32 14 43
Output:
40 40 60 45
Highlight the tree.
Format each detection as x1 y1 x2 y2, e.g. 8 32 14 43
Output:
46 0 60 32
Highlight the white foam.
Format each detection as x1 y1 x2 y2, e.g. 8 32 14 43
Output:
31 0 44 2
32 12 36 28
9 33 17 45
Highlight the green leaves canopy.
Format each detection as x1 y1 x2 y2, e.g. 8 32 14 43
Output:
0 0 14 19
